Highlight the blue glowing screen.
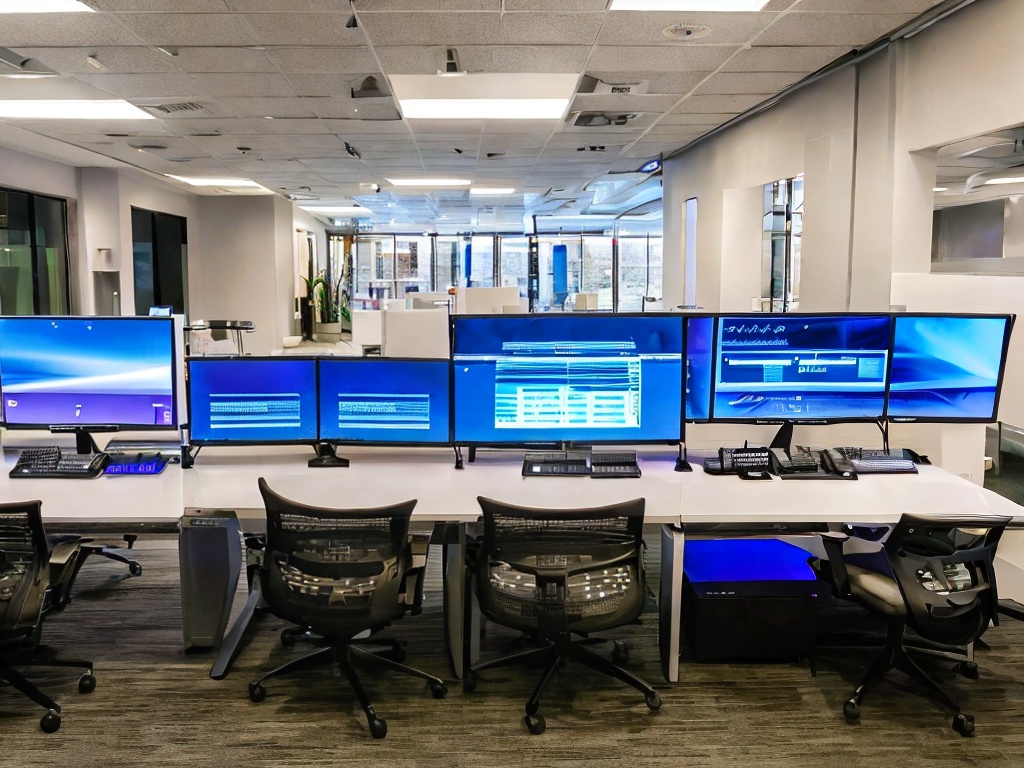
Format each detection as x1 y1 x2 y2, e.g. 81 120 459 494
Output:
685 316 714 422
712 315 892 422
188 357 317 443
0 316 176 429
887 315 1011 421
452 314 683 445
318 358 451 445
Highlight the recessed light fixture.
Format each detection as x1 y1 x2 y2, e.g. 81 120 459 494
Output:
386 178 471 187
391 73 577 121
470 188 516 196
610 0 768 10
300 205 373 215
166 175 262 187
85 55 108 72
932 187 949 192
0 0 94 11
0 100 153 119
984 176 1024 186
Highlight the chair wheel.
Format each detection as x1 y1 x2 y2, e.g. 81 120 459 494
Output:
40 710 61 733
369 717 388 739
953 713 975 736
959 661 979 680
390 641 407 663
78 673 96 694
463 671 477 693
645 691 663 711
612 643 631 665
280 629 296 648
248 681 267 703
843 699 860 724
128 561 143 577
525 713 546 735
430 682 448 699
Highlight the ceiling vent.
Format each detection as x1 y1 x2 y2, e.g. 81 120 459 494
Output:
141 102 209 117
573 112 638 127
592 79 649 96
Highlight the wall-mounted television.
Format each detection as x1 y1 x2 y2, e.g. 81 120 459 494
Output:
886 313 1014 422
711 314 892 423
0 316 177 434
187 357 318 444
318 357 451 445
452 313 683 445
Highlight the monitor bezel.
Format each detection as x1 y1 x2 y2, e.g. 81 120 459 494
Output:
0 315 179 432
707 312 894 426
683 312 717 424
883 312 1016 424
185 355 320 446
316 356 453 447
450 311 685 447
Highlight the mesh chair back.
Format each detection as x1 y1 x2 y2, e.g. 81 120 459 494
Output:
257 478 416 639
0 500 48 636
884 513 1009 646
475 496 646 637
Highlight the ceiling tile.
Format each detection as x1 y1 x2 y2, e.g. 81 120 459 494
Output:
721 45 852 72
792 0 944 11
15 46 178 75
113 13 259 47
172 47 278 74
218 97 318 119
599 11 775 46
753 13 918 47
243 14 363 47
358 12 604 47
694 71 803 95
90 0 230 11
570 94 681 113
72 73 201 99
309 99 402 121
0 14 146 47
188 73 297 98
673 93 765 114
587 45 736 73
264 49 380 74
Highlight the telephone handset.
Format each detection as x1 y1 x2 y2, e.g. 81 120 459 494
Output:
820 448 858 479
769 447 818 474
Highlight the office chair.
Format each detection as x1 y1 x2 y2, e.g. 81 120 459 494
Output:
248 478 447 739
466 496 661 735
0 500 96 733
813 512 1010 736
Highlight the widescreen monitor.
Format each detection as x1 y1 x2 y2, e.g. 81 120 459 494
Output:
452 313 683 445
711 314 892 423
187 357 317 444
887 313 1014 422
685 315 715 422
0 316 176 430
318 358 451 445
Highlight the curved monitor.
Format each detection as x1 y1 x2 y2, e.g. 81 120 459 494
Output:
452 313 683 446
711 314 892 423
0 316 177 430
318 357 451 445
886 313 1014 423
187 357 317 444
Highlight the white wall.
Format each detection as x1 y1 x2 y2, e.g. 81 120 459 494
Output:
0 145 77 200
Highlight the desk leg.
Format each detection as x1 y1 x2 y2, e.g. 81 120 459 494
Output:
210 577 262 680
444 527 466 679
659 524 684 683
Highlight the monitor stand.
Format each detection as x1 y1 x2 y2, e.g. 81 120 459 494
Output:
308 442 349 468
674 443 692 472
49 424 117 454
769 421 794 453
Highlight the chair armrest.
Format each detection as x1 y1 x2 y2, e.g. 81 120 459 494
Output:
401 532 431 615
817 531 851 597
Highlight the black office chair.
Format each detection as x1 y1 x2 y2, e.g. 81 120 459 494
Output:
247 478 447 739
0 500 96 733
813 512 1010 736
466 496 661 734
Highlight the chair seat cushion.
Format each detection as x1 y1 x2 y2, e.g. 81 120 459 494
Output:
847 564 906 617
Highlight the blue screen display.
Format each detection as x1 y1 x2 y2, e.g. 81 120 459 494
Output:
712 315 892 422
319 358 451 445
887 315 1011 421
0 316 176 429
188 358 317 443
452 314 683 445
685 316 714 422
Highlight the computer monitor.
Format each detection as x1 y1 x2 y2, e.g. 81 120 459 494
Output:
318 358 451 445
886 313 1014 422
0 316 177 442
711 314 892 423
685 315 715 422
452 313 683 446
148 306 173 317
187 357 317 444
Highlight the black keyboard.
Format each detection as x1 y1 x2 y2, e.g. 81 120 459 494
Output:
10 446 110 479
848 456 918 474
591 450 641 478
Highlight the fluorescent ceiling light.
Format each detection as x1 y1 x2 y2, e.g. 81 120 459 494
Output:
470 188 516 196
0 99 153 119
932 187 948 192
400 98 569 120
167 175 262 187
300 205 373 215
610 0 769 9
984 176 1024 186
391 73 577 121
386 178 471 187
1 0 95 11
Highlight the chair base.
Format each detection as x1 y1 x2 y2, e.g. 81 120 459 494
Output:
842 620 975 736
247 640 447 739
467 637 662 734
1 655 96 733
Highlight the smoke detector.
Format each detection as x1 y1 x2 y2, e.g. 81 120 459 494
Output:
663 24 711 40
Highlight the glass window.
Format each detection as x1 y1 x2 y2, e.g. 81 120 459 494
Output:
761 176 802 312
434 236 460 292
581 235 613 310
0 187 70 315
498 236 528 297
467 235 494 288
617 235 662 312
395 235 433 296
352 234 396 307
131 207 187 317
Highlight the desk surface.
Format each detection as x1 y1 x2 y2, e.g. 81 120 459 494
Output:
3 443 1022 526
